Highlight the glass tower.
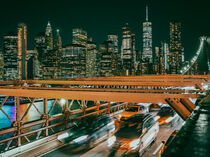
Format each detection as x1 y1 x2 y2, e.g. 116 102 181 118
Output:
142 5 153 63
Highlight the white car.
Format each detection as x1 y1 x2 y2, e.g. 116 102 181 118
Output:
108 114 159 156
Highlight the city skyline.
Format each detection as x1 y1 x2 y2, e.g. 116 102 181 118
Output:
0 0 210 60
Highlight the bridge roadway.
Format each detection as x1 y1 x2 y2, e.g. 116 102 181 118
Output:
0 75 209 156
42 117 184 157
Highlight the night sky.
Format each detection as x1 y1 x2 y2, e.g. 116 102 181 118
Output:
0 0 210 60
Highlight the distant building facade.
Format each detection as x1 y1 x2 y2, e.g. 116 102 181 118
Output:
142 5 153 63
121 23 135 75
45 21 53 50
169 21 184 74
99 41 113 77
108 34 121 76
17 23 28 80
3 33 18 80
72 28 87 47
61 45 86 78
86 39 99 78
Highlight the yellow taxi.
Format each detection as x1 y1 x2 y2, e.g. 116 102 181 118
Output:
118 104 149 121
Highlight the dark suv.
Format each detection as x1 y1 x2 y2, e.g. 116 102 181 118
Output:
57 114 115 152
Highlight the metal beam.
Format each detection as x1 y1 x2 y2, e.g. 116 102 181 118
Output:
166 98 191 120
23 80 203 87
0 88 200 104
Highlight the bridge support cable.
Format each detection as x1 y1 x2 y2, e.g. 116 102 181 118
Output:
181 36 206 74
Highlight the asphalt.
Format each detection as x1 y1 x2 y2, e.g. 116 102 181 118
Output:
43 117 184 157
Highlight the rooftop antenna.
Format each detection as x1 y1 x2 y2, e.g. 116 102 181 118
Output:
146 4 148 22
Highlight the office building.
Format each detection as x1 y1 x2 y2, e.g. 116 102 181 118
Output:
121 23 135 75
169 21 184 74
142 5 153 63
99 41 113 77
72 28 87 47
154 41 169 74
17 23 27 80
86 39 99 77
61 45 86 78
45 21 53 50
3 33 18 80
107 34 121 76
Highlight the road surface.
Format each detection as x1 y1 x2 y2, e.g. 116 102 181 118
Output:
43 117 183 157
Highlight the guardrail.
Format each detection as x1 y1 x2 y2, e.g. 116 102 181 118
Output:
0 96 127 153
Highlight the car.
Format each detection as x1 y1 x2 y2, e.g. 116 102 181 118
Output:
118 104 149 121
155 106 178 125
57 114 115 152
108 114 159 156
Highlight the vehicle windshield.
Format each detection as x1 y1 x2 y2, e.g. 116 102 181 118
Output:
115 125 141 138
74 116 98 129
125 106 139 112
158 107 174 116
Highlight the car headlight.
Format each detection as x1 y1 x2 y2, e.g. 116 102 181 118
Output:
129 139 140 150
73 135 88 143
107 136 116 147
165 117 174 123
154 116 160 121
57 132 71 140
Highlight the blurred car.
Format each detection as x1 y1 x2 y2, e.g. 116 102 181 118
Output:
57 114 115 152
155 106 178 125
108 114 159 156
118 104 149 121
149 103 161 112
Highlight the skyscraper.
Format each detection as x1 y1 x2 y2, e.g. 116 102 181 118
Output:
72 28 87 47
121 23 135 75
3 33 18 80
142 5 153 63
17 23 27 80
61 45 86 78
86 39 98 78
154 41 169 74
107 34 121 76
99 40 113 77
54 29 62 52
169 21 184 74
45 21 53 50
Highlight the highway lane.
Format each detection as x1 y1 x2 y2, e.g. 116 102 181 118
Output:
43 117 183 157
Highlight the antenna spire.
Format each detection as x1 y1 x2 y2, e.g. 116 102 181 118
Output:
146 5 148 21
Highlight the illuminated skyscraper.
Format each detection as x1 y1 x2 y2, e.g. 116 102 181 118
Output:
72 28 87 47
3 33 18 80
99 41 113 77
154 41 169 74
45 21 53 50
121 23 135 75
169 21 184 74
17 23 27 80
54 29 62 52
61 45 86 78
142 5 152 63
107 34 121 76
86 39 98 77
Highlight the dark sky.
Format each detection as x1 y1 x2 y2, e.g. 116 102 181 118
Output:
0 0 210 60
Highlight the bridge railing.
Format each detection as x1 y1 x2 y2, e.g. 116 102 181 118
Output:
0 96 127 153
